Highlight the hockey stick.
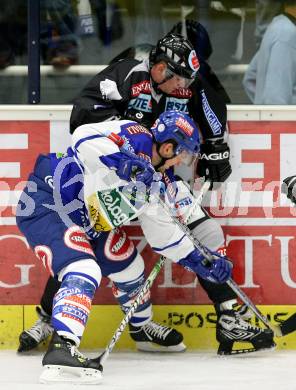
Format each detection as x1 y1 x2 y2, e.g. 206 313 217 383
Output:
95 179 211 366
272 313 296 337
96 255 165 366
159 191 274 330
108 132 275 330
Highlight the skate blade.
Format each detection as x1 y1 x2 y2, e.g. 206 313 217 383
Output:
136 341 186 353
39 365 103 384
218 344 276 357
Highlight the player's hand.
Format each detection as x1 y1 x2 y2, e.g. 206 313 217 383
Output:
117 156 157 187
196 141 231 189
178 248 232 284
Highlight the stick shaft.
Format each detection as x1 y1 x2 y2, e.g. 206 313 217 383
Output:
226 278 272 328
99 256 166 365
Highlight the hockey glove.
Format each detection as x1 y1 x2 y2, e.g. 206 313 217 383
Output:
197 141 231 189
178 248 232 284
117 156 159 187
282 175 296 205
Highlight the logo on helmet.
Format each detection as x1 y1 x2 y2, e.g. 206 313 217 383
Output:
188 50 200 72
176 117 194 136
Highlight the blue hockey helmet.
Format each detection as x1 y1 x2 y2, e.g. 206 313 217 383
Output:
151 110 200 158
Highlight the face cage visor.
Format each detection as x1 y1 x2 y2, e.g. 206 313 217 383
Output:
164 67 196 88
175 147 198 166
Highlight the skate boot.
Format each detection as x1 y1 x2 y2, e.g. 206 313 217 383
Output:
18 306 54 352
40 332 103 384
129 320 186 352
217 308 276 355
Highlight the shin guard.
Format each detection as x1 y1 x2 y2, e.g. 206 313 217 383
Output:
52 274 97 345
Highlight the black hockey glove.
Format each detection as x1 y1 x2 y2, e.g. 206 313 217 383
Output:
197 141 232 189
282 175 296 205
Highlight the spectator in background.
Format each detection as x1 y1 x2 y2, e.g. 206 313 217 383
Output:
89 0 123 46
40 0 79 68
243 0 296 104
255 0 283 48
0 0 79 69
0 1 27 68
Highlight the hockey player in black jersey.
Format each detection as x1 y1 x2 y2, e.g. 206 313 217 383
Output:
18 31 275 357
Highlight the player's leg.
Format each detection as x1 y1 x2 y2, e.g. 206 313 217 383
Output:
18 276 60 352
16 156 102 383
94 227 185 352
189 212 275 354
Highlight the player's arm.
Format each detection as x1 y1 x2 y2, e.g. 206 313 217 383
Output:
191 77 232 188
70 60 138 133
138 198 232 284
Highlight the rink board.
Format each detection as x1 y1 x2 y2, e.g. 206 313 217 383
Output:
1 304 296 351
1 106 296 351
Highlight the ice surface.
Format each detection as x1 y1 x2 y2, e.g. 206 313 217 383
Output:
1 350 296 390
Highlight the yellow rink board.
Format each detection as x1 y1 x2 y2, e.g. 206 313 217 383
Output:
1 305 296 350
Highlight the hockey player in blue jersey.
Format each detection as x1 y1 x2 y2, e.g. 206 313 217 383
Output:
16 111 234 384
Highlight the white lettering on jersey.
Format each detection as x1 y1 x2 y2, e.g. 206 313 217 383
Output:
201 90 222 136
165 98 189 113
128 94 152 113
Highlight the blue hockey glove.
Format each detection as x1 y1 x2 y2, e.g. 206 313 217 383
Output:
117 156 157 187
178 248 232 283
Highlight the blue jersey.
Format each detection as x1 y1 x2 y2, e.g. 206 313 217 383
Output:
49 120 154 239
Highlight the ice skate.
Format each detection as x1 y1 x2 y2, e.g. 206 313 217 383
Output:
217 309 276 355
129 320 186 352
40 332 103 384
18 306 53 352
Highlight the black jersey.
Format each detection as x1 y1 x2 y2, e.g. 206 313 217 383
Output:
70 58 227 143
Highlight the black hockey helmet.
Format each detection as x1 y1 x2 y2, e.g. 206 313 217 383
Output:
169 20 213 62
149 33 200 82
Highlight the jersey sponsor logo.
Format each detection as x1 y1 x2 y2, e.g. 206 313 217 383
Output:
175 196 193 208
44 175 54 189
170 88 192 98
55 152 67 159
165 98 189 113
163 172 177 202
176 117 194 136
88 201 112 232
201 90 222 136
64 226 95 256
126 124 152 137
100 78 122 100
99 191 130 227
131 80 151 97
95 188 137 230
34 245 54 276
128 94 152 112
104 228 135 261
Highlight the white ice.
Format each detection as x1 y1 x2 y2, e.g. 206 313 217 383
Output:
1 350 296 390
